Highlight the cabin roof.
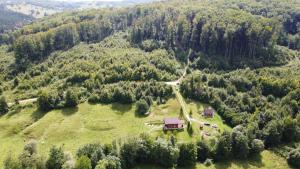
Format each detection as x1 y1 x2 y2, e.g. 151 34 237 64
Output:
163 118 183 125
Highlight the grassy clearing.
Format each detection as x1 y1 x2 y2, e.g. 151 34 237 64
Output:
0 98 198 166
0 97 289 168
135 150 291 169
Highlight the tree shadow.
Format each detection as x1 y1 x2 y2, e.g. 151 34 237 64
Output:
61 107 79 116
111 103 132 115
214 154 264 169
31 109 47 122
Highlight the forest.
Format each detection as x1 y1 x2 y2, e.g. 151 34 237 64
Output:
0 0 299 169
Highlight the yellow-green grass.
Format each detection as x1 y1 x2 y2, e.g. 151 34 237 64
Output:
0 98 188 166
0 97 230 167
135 150 291 169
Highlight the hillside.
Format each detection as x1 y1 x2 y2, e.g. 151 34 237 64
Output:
0 5 33 34
0 0 299 169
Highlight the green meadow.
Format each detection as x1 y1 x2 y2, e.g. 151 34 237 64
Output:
0 97 290 168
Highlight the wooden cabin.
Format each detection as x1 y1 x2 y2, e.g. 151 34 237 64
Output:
163 118 184 130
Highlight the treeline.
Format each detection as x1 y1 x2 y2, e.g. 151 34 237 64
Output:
4 130 265 169
35 81 172 112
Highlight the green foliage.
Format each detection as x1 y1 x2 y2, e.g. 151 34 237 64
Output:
231 126 250 159
0 96 8 115
250 139 265 154
37 89 62 111
152 139 179 167
177 143 197 166
263 120 284 147
65 89 78 108
75 156 91 169
4 155 21 169
46 146 65 169
287 148 300 168
196 140 211 162
136 99 149 116
215 131 232 161
95 156 121 169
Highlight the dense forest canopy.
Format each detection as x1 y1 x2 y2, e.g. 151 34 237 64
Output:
0 0 297 71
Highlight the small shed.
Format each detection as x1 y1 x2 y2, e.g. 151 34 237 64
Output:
163 118 184 130
203 107 214 118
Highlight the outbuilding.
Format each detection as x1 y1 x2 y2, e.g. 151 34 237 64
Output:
203 107 214 118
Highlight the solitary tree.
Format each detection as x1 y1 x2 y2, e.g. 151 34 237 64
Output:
136 99 149 116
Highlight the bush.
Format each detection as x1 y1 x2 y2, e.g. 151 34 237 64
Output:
95 155 121 169
153 139 179 167
75 156 92 169
177 143 197 166
250 139 264 154
197 140 210 162
136 99 149 116
46 146 66 169
77 143 103 159
37 89 61 111
65 89 79 107
4 154 21 169
287 148 300 168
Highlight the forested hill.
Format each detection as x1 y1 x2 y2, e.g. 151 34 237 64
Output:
0 0 298 71
0 0 299 103
0 5 33 34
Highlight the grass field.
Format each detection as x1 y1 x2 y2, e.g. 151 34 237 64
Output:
0 98 210 166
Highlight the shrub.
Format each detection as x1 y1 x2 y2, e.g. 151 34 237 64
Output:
95 155 121 169
65 89 79 107
177 143 197 166
136 99 149 116
197 140 210 162
153 139 179 167
250 139 264 154
4 154 21 169
77 144 103 159
46 146 66 169
75 156 92 169
37 89 61 111
287 148 300 168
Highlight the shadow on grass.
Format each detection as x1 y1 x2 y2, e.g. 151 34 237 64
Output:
214 154 264 169
31 109 47 122
111 103 133 115
61 107 78 116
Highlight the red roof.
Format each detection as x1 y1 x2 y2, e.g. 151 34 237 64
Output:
164 118 183 125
